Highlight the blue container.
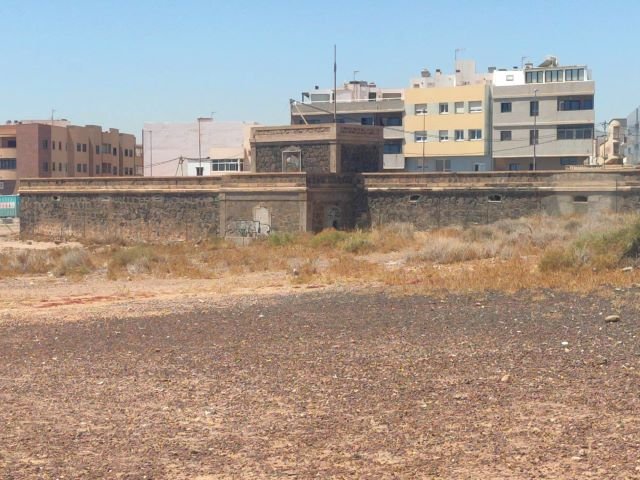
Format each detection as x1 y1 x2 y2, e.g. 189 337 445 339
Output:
0 195 20 218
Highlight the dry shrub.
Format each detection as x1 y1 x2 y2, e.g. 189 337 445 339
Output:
53 248 94 277
413 236 496 264
0 249 58 276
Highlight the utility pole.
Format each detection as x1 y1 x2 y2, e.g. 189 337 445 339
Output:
333 44 337 123
532 93 537 170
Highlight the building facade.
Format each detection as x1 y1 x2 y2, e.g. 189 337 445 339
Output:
290 81 404 170
624 107 640 165
0 120 138 194
403 60 493 172
492 58 595 171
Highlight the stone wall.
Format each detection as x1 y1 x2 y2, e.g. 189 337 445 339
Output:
254 144 331 174
20 192 220 242
340 144 381 173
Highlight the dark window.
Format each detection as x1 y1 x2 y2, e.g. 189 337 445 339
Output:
529 130 539 145
509 163 520 171
383 143 402 154
500 102 512 113
500 130 512 141
112 147 117 156
565 68 585 81
545 70 563 82
488 194 502 202
558 96 594 111
557 125 593 140
360 117 374 126
7 139 16 148
58 141 62 150
82 164 87 173
530 100 539 116
560 157 579 166
0 158 17 169
76 143 81 152
52 162 56 171
573 195 588 203
82 144 87 152
113 167 117 175
96 145 100 154
525 71 543 83
381 117 402 127
52 142 55 150
42 139 49 149
59 162 62 172
76 163 81 172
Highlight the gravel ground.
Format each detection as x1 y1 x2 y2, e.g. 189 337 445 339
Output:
1 288 640 479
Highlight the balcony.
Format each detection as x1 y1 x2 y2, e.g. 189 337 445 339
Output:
383 127 405 140
383 154 405 170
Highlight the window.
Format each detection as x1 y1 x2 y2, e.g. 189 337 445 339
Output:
58 162 62 172
43 162 48 172
557 125 593 140
76 164 81 172
383 143 402 154
506 74 514 81
414 104 428 115
474 163 486 172
82 164 87 173
455 102 464 114
435 159 451 172
102 144 111 154
415 131 428 143
565 68 585 81
52 162 56 171
439 130 449 142
76 143 81 152
52 142 55 150
455 129 464 141
6 138 16 148
0 158 16 169
381 117 402 127
500 130 512 141
530 100 539 116
545 70 563 83
509 163 520 171
42 139 49 149
525 70 543 83
500 102 512 113
58 141 62 150
560 157 579 166
112 147 117 156
469 129 482 140
113 167 117 175
368 92 376 101
360 117 374 126
469 101 482 113
439 103 449 114
96 165 100 174
529 129 539 145
211 159 242 171
282 148 302 172
96 145 100 154
558 96 594 111
82 143 87 152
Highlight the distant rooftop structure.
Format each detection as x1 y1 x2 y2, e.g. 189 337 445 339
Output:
300 80 403 105
409 59 492 89
492 56 592 86
4 119 71 127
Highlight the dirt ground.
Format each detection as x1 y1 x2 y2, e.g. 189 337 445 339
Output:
1 278 640 479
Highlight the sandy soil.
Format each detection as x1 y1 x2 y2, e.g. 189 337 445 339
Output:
1 280 640 479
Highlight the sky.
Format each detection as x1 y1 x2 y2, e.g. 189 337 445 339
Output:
3 0 638 137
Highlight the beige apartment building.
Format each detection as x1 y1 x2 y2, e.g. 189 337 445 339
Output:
0 120 139 194
403 60 493 172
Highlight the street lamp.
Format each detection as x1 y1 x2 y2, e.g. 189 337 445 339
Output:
533 89 538 171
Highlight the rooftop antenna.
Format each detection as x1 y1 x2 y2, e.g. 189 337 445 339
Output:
521 56 529 69
333 44 337 123
454 48 465 86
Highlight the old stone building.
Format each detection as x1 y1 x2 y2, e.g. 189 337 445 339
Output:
250 124 384 174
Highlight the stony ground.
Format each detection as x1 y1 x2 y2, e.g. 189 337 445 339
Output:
1 287 640 479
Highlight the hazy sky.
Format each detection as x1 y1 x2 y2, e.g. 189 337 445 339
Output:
3 0 637 136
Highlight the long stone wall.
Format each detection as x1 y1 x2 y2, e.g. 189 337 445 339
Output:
17 170 640 242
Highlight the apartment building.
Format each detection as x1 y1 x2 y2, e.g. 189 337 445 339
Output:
290 81 405 169
403 60 493 172
624 106 640 165
492 58 595 170
0 120 139 193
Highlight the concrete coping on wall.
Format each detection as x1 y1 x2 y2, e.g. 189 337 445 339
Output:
18 174 311 194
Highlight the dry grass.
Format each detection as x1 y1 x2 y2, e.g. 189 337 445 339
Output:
4 214 640 293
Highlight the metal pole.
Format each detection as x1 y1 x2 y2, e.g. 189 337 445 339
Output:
333 44 337 123
198 118 202 168
533 89 538 171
